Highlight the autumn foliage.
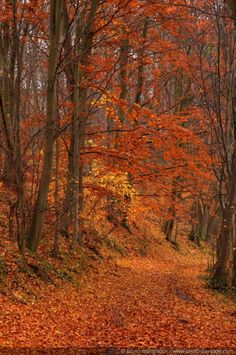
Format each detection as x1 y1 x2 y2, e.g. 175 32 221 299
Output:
0 0 235 351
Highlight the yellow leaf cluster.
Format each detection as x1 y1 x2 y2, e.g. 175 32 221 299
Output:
98 172 134 198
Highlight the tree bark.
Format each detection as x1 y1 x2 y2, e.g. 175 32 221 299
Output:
28 0 63 252
214 151 236 283
214 1 236 286
60 0 99 249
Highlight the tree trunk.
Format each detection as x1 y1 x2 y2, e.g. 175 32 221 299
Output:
53 136 60 258
214 151 236 284
135 19 148 106
28 0 63 252
61 0 99 248
214 1 236 286
0 2 27 253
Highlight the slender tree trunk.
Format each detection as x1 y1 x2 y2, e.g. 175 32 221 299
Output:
0 2 27 253
135 19 148 106
61 0 99 248
214 1 236 286
214 151 236 284
28 0 63 252
71 0 99 247
53 135 60 257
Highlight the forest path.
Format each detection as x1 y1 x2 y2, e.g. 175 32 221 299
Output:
0 254 236 350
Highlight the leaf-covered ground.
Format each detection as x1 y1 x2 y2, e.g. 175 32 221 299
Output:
0 238 235 352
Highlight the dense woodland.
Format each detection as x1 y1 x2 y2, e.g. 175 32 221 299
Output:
0 0 236 350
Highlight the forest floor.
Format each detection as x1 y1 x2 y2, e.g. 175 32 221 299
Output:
0 230 235 353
